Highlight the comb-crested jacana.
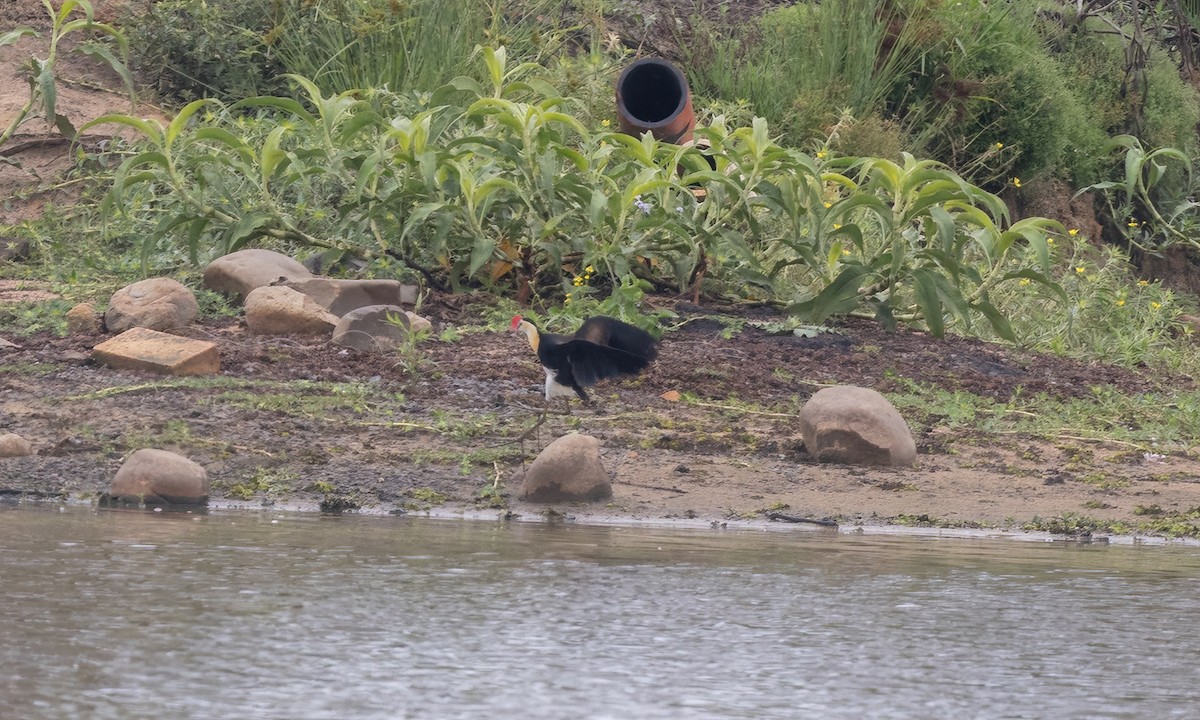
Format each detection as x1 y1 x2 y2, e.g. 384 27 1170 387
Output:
510 315 658 404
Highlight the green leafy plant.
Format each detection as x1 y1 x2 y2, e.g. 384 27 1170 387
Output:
80 47 1063 338
1079 135 1199 253
0 0 132 147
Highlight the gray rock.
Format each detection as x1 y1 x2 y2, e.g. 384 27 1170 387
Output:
104 278 198 333
0 433 33 457
244 285 339 336
331 304 411 352
202 249 312 301
111 448 208 504
519 433 612 502
283 278 418 316
66 302 102 335
798 385 916 467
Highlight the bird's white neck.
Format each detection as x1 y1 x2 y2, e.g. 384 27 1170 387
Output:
516 320 540 353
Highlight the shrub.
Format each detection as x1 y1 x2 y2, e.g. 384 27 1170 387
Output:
126 0 286 103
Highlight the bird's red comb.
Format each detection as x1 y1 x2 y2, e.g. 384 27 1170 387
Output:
509 315 523 330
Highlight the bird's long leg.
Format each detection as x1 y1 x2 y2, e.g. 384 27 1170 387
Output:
514 397 549 444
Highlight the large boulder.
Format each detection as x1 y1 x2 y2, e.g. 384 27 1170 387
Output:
110 448 209 505
331 304 410 352
104 277 198 333
518 433 612 502
798 385 916 467
202 249 312 301
0 433 33 457
244 285 339 336
283 278 417 317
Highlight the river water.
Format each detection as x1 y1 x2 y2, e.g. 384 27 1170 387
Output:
2 507 1199 719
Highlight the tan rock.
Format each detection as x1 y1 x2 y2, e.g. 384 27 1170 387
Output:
104 277 198 333
66 302 102 335
111 448 208 504
404 311 433 334
244 285 339 336
0 433 33 457
92 327 220 376
798 385 916 467
519 433 612 502
202 249 312 301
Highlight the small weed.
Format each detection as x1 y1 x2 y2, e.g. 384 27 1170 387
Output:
223 467 298 500
408 487 447 506
476 484 507 509
1077 472 1129 490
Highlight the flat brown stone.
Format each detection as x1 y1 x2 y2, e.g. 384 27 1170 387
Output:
92 327 220 376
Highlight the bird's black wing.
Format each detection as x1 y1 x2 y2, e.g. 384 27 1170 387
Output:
561 339 654 388
574 317 659 363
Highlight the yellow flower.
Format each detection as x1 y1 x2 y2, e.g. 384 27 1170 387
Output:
816 150 827 159
995 142 1004 149
1075 266 1086 274
841 248 850 256
1047 237 1055 245
1138 280 1149 287
573 276 584 286
833 223 842 230
1012 177 1022 188
1116 299 1126 307
1019 278 1031 286
823 201 832 209
1068 228 1079 236
1151 301 1162 310
1128 219 1140 228
601 119 611 128
585 265 595 274
564 293 572 304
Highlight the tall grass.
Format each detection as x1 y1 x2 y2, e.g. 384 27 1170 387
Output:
270 0 486 93
686 0 928 147
270 0 566 95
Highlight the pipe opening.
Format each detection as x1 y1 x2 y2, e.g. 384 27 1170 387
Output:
617 60 686 126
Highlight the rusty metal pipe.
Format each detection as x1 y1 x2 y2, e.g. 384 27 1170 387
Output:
615 58 695 145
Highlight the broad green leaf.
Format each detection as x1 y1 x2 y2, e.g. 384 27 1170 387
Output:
469 237 496 276
34 58 55 128
787 264 871 322
79 113 163 144
260 125 289 187
0 27 37 48
185 217 210 266
926 205 956 252
53 113 76 140
73 42 134 101
912 268 944 337
194 127 255 165
973 300 1015 342
232 96 313 123
223 212 274 253
166 99 215 151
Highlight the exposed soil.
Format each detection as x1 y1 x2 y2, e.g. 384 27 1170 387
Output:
3 294 1200 538
4 1 1200 538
